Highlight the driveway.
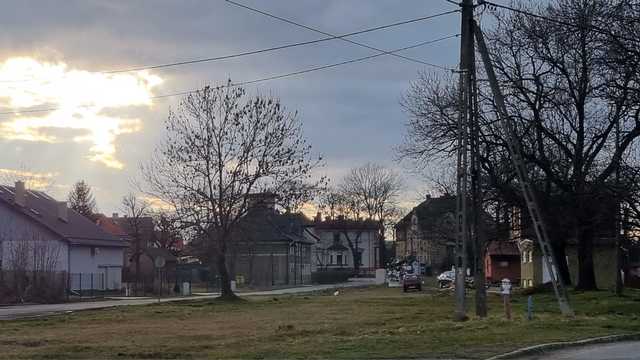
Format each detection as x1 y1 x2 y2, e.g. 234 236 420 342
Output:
517 341 640 360
0 281 371 320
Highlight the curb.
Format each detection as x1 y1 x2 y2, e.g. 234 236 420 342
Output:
485 333 640 359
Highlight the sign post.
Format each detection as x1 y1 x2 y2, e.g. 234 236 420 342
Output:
154 256 166 303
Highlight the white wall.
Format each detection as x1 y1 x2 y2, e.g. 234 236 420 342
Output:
0 204 69 272
313 228 379 270
69 246 123 290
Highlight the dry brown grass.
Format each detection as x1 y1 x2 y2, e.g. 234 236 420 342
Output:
0 286 639 359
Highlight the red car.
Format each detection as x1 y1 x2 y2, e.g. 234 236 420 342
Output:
402 273 422 292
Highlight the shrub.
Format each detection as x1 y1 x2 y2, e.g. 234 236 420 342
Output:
311 270 353 284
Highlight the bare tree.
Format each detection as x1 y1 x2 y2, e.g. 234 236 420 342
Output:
121 193 150 294
400 0 640 291
151 211 183 255
144 82 322 300
1 230 62 303
342 163 403 267
68 180 98 220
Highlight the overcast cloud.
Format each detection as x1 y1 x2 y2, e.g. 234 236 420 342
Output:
0 0 469 214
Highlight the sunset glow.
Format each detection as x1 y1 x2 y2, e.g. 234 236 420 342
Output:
0 57 162 169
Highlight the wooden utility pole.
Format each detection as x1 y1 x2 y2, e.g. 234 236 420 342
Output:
454 0 475 322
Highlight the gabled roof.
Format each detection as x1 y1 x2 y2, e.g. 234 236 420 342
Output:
237 207 314 244
314 217 380 231
486 241 520 256
96 214 129 238
110 216 155 243
0 185 127 248
395 195 456 230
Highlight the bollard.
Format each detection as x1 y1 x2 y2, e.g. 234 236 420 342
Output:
501 278 512 320
527 295 533 320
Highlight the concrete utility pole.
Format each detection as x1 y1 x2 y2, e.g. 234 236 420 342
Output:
454 0 475 322
615 114 624 296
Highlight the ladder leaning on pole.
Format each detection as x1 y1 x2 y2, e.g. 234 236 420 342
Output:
473 21 575 317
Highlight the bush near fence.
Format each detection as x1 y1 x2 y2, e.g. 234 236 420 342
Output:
0 270 66 304
311 270 354 284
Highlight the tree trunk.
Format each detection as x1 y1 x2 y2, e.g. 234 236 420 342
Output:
216 253 238 300
134 252 141 296
552 242 572 286
575 223 597 291
474 246 487 318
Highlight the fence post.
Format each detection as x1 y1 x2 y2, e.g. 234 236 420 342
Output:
79 273 82 299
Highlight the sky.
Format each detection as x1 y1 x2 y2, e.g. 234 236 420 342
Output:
0 0 484 216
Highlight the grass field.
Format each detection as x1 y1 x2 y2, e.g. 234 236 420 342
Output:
1 286 639 359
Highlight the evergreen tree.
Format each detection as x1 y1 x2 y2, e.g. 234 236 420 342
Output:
68 180 97 219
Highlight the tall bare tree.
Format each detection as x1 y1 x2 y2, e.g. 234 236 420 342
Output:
121 193 150 294
144 82 322 300
151 211 183 255
400 0 640 291
342 163 403 267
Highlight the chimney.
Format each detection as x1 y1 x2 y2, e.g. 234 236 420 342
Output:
248 192 276 211
314 212 322 223
57 201 68 222
14 181 26 207
112 212 119 218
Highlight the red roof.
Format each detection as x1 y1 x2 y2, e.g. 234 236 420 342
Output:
95 214 129 238
486 241 520 256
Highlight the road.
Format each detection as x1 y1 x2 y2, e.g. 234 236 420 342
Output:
0 281 369 320
518 341 640 360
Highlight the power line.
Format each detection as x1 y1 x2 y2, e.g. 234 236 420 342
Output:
0 8 458 83
106 9 459 74
0 34 459 116
480 0 639 44
225 0 455 71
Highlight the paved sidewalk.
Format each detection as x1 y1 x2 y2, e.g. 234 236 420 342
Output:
0 281 371 320
516 341 640 360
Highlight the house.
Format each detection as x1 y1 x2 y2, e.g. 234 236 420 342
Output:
310 214 382 275
0 181 127 291
97 214 177 292
394 195 456 274
230 193 314 288
512 204 619 289
484 241 520 285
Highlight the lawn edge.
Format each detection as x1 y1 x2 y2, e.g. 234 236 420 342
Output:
485 333 640 359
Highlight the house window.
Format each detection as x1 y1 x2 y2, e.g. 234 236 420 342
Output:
337 254 343 266
333 232 340 243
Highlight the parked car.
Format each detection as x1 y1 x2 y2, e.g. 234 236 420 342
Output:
437 270 455 288
437 270 474 288
402 273 422 292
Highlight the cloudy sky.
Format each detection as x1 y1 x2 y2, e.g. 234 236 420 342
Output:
0 0 477 215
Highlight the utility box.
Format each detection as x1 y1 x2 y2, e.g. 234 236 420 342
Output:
182 282 191 296
230 280 237 292
375 269 386 285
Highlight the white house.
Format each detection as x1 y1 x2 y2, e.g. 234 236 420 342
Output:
310 214 382 274
0 181 127 290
